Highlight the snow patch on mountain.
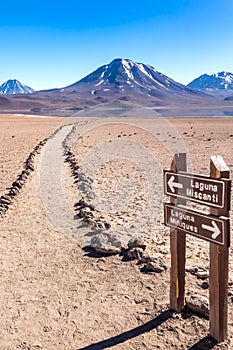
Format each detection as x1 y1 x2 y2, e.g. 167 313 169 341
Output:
95 79 104 87
122 60 134 80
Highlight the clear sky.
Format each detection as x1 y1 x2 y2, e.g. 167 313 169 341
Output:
0 0 233 90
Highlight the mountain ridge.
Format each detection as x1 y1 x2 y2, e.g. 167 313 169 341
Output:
1 58 231 116
187 71 233 91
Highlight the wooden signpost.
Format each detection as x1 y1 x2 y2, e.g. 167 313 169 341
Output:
164 153 231 342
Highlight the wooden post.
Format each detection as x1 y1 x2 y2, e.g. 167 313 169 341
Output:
169 153 187 311
209 156 231 342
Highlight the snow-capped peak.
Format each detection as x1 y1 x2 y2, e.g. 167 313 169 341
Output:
213 71 233 81
61 57 204 103
0 79 35 95
188 71 233 91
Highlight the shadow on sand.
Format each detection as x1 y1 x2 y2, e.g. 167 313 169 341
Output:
78 309 173 349
78 309 218 350
188 336 218 350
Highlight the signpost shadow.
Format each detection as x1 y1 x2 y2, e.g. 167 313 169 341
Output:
188 335 218 349
78 309 174 350
78 310 220 350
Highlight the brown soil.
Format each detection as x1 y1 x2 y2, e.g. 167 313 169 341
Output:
0 115 232 350
0 114 64 193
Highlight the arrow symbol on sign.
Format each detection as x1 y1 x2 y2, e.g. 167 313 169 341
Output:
201 220 221 239
168 175 183 193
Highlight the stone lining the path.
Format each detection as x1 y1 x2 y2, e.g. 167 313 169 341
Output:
0 123 72 218
0 138 48 217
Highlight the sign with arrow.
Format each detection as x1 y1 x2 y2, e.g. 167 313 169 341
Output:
164 171 230 209
164 203 230 246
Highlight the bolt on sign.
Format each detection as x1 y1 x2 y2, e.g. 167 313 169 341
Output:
163 153 231 343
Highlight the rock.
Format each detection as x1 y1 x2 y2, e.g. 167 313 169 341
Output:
127 247 144 260
0 205 8 211
9 187 19 196
228 273 233 286
186 295 209 318
78 173 93 183
12 181 22 189
95 221 106 231
79 207 94 218
28 154 35 160
88 203 95 211
186 267 209 279
72 165 79 172
94 220 111 231
0 202 9 208
0 196 11 205
65 156 72 162
197 271 209 280
74 198 90 209
104 222 111 230
128 236 146 251
201 282 209 290
27 164 34 171
146 258 168 273
186 267 198 275
90 232 122 255
18 173 27 181
139 254 151 263
83 217 96 226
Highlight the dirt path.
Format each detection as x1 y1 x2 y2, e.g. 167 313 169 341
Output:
40 124 78 239
40 123 98 247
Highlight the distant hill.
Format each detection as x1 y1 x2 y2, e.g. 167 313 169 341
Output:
187 71 233 91
224 95 233 101
0 79 35 95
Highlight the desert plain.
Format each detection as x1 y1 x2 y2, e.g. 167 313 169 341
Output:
0 113 233 350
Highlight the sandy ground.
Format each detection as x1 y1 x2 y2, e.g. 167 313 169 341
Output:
0 115 233 349
0 114 65 193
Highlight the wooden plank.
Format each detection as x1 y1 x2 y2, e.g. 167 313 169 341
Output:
209 156 231 342
165 203 229 246
169 153 186 312
164 171 229 209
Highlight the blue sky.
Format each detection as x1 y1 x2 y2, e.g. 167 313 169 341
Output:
0 0 233 90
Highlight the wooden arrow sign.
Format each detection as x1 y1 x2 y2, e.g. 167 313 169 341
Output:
164 171 230 210
164 203 230 247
